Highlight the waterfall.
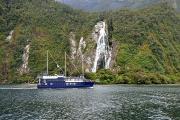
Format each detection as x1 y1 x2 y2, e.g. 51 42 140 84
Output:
92 21 112 73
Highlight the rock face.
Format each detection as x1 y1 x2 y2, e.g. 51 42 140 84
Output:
19 44 30 75
77 37 86 56
6 30 14 41
92 21 112 73
69 32 77 59
69 33 90 71
69 33 86 60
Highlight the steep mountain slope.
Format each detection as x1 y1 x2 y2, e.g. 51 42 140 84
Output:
56 0 179 11
109 3 180 83
0 0 179 84
86 2 180 84
0 0 98 83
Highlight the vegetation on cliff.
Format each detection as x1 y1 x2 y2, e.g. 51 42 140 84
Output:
0 0 98 83
0 0 179 84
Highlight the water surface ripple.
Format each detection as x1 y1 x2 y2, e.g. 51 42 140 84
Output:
0 85 179 120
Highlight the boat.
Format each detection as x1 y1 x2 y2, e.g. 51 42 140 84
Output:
37 51 94 89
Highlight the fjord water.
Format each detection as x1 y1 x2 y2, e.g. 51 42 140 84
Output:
0 85 179 120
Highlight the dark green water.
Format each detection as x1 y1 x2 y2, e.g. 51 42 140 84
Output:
0 85 179 120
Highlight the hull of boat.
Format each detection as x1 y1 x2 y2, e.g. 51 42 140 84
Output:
37 81 94 89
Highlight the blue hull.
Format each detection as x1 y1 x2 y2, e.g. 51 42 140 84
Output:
37 81 94 89
37 76 94 89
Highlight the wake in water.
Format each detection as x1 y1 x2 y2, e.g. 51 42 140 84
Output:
0 88 37 90
0 84 37 90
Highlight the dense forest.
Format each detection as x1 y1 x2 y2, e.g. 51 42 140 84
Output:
0 0 180 84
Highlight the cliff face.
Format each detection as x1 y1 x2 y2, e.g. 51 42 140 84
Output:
0 0 179 83
18 44 30 75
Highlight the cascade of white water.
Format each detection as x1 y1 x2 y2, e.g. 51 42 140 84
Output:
92 21 112 73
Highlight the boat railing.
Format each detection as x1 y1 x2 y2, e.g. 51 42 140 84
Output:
65 77 91 82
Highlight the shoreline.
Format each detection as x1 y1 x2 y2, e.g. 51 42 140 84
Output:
1 83 180 86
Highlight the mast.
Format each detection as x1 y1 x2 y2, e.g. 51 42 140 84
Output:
65 52 67 77
47 50 49 75
82 54 84 77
